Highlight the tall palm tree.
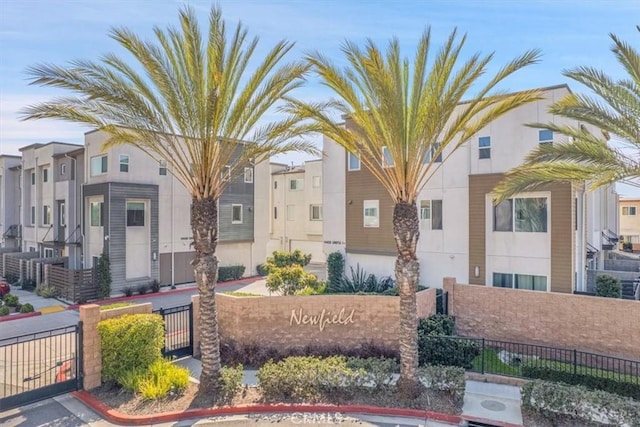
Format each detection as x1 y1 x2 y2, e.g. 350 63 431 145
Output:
494 27 640 200
288 30 541 394
21 6 315 395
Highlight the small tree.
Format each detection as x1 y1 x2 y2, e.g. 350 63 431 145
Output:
266 264 319 295
595 274 622 298
267 250 311 269
96 252 112 300
326 251 345 292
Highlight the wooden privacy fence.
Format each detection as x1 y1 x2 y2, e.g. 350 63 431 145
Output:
47 265 98 303
2 252 40 280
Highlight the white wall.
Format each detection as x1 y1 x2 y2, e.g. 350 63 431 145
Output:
322 136 346 257
125 199 151 279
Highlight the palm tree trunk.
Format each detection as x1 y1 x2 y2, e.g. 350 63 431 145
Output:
393 200 421 397
191 196 221 394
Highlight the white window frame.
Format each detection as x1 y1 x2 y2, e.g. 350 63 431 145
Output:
363 200 379 228
424 142 443 163
289 178 304 191
43 168 49 183
348 152 361 171
494 197 548 233
539 129 553 144
312 176 321 188
287 205 295 221
244 167 254 183
59 202 65 226
222 165 231 182
309 204 322 221
231 204 243 224
492 272 548 292
119 154 129 173
159 160 167 176
43 205 51 226
91 155 108 176
479 136 491 159
30 206 35 225
31 172 35 185
126 201 145 227
90 202 103 227
382 146 394 168
44 248 54 258
60 163 66 175
622 206 637 216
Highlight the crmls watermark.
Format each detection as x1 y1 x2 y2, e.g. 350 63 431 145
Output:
290 412 347 424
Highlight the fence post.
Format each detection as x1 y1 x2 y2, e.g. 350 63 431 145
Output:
481 338 486 375
573 349 577 376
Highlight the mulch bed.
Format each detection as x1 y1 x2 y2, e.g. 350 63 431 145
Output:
90 382 462 416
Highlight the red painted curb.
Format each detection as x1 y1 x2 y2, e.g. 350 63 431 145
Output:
72 390 462 426
0 311 42 322
67 276 263 310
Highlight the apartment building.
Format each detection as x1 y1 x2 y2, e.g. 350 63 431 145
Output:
0 155 22 249
83 130 269 293
323 84 618 293
619 197 640 251
269 160 324 262
18 142 85 265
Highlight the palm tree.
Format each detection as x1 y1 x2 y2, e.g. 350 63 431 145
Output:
21 6 315 395
288 30 541 394
494 27 640 201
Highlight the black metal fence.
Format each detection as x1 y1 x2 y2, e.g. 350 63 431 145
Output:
436 290 449 315
153 303 193 359
429 336 640 386
0 324 82 411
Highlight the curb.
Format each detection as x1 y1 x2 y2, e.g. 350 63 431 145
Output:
0 310 41 322
66 276 264 310
72 390 462 426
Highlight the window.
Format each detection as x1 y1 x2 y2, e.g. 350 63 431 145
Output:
31 172 35 185
479 136 491 159
420 200 430 221
310 204 322 221
287 205 295 221
312 176 321 188
289 178 304 190
539 129 553 144
244 167 254 183
348 152 361 171
274 207 277 219
60 163 66 175
159 160 167 176
493 272 547 291
274 181 278 189
91 155 108 176
90 202 103 227
363 200 379 228
119 155 129 172
231 204 243 224
59 202 65 226
43 168 49 182
621 235 640 244
493 199 513 231
515 198 547 232
44 248 54 258
424 142 442 163
222 165 231 181
382 146 394 168
43 205 51 225
126 202 145 227
431 199 443 230
622 206 637 215
31 206 35 225
494 197 547 233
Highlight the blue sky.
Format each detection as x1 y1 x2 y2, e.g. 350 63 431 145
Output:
0 0 638 195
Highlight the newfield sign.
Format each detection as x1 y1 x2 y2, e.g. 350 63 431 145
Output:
289 307 355 332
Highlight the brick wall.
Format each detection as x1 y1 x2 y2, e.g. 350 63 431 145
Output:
443 278 640 360
193 289 436 354
79 302 153 390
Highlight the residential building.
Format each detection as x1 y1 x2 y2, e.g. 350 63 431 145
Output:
82 130 269 293
19 142 84 263
322 84 618 293
619 197 640 252
0 155 22 249
269 160 324 262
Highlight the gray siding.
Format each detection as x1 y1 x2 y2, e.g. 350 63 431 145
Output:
219 172 254 242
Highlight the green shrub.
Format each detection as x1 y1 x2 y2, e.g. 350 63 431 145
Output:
36 285 57 298
137 359 189 400
0 306 10 316
5 274 18 285
257 356 359 402
417 315 480 368
150 280 160 293
218 265 245 282
622 241 633 251
266 250 311 269
256 263 269 276
522 380 640 426
98 313 164 384
266 264 318 295
326 251 344 292
346 357 398 388
20 303 34 313
96 253 112 300
4 294 19 307
118 367 147 392
521 361 640 399
14 303 22 312
419 365 465 400
218 364 244 402
100 302 135 310
122 287 134 297
136 283 149 295
595 274 622 298
222 291 262 297
21 279 36 291
331 264 395 294
295 282 327 295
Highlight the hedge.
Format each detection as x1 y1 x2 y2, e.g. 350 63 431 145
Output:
522 380 640 426
98 314 164 384
522 361 640 399
417 315 480 369
218 265 245 282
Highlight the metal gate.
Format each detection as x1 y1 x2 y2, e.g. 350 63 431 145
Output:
0 324 82 411
153 303 193 359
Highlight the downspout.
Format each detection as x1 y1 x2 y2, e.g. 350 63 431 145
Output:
171 168 175 286
35 156 39 254
65 153 79 268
